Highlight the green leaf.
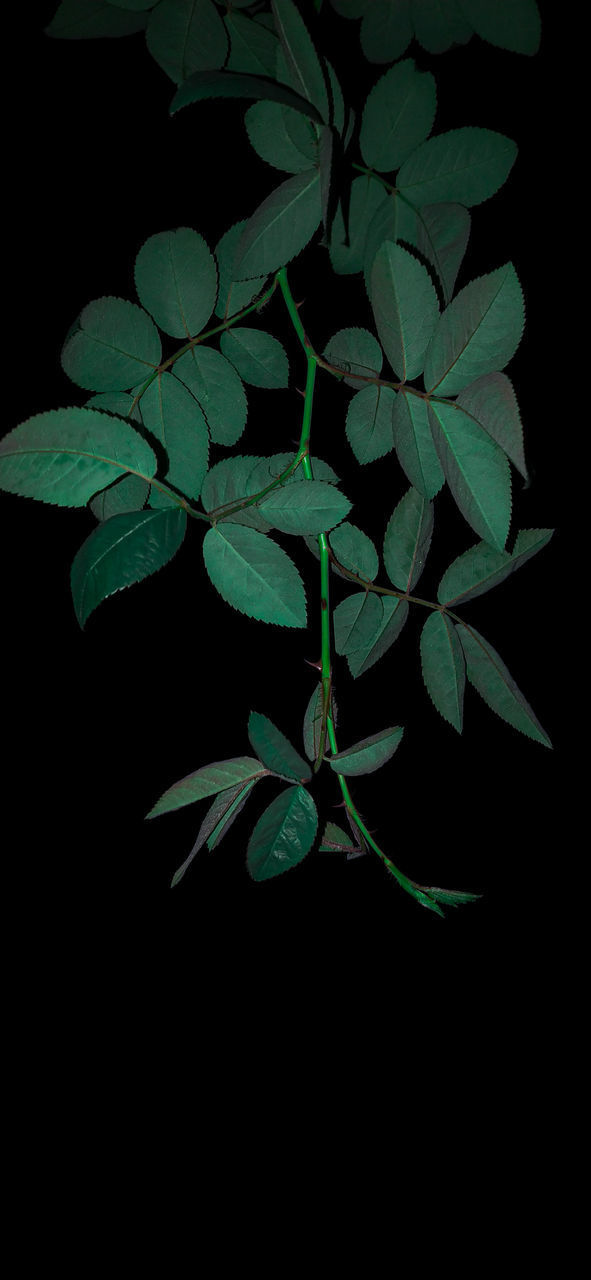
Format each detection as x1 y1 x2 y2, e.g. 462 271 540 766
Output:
248 710 311 782
329 521 379 581
134 228 218 339
410 0 473 53
173 346 247 446
456 622 552 748
319 124 338 239
370 241 440 381
458 0 541 54
140 373 209 507
326 59 346 136
424 263 524 395
109 1 158 10
225 9 279 75
360 0 413 64
247 785 318 881
419 610 465 732
333 590 383 656
412 202 471 305
328 175 386 276
271 0 330 123
318 820 355 853
397 127 517 208
200 454 271 530
89 473 150 521
455 373 527 481
61 297 161 392
329 725 404 776
427 399 511 550
147 0 228 84
0 407 157 507
360 58 436 173
233 168 322 279
345 385 397 464
46 0 148 37
383 485 434 591
85 390 143 423
437 528 554 607
171 780 257 886
214 221 268 320
170 68 325 123
363 189 420 292
247 452 339 488
146 756 270 819
220 327 289 388
346 596 409 678
71 506 187 628
202 522 307 627
302 683 338 763
391 389 444 499
244 99 319 173
323 327 383 390
418 884 482 908
258 479 352 534
329 1 368 17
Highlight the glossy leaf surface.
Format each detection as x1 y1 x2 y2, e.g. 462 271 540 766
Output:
71 507 187 628
247 785 318 881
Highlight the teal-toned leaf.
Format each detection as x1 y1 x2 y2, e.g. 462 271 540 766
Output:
326 60 346 136
328 175 386 276
329 1 367 17
46 0 148 37
85 390 143 423
371 241 440 382
420 610 465 732
322 327 383 391
333 590 383 656
346 596 409 678
61 297 161 392
413 202 471 305
397 127 517 208
214 221 268 320
140 373 209 507
318 820 355 852
233 168 322 279
391 389 444 498
202 522 307 627
170 68 324 123
360 58 436 173
457 622 552 748
200 454 271 530
220 327 289 388
458 0 541 54
363 189 420 293
248 710 311 782
318 124 337 238
173 346 247 446
383 485 434 591
244 99 319 173
134 227 218 339
438 528 554 607
427 399 511 550
89 473 149 521
146 756 270 819
225 9 279 75
410 0 473 53
258 480 352 534
109 1 157 10
71 506 187 628
329 725 404 776
247 785 318 881
456 373 527 481
147 0 228 84
0 407 156 507
329 522 379 581
345 385 397 465
360 0 413 64
247 452 339 489
302 682 338 763
271 0 330 123
171 779 257 886
424 263 524 395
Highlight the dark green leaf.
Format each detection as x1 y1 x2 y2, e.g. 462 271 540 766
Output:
329 725 404 775
397 127 517 208
360 58 436 173
248 710 311 782
247 785 318 880
140 373 209 507
271 0 331 122
410 0 473 53
147 0 228 84
85 390 143 423
455 372 527 481
202 522 307 627
220 326 289 388
174 346 247 446
333 590 383 656
134 227 218 339
363 189 420 292
419 610 465 732
392 389 444 498
323 326 383 390
214 221 268 320
383 485 434 591
170 68 324 122
371 240 439 381
458 0 541 54
329 521 379 581
200 454 271 530
225 9 279 75
247 453 339 489
345 385 397 464
233 168 322 279
328 175 386 276
71 507 187 628
258 480 352 534
146 756 270 818
46 0 148 37
302 683 338 762
360 0 413 64
245 99 319 173
171 780 257 886
89 473 149 521
437 528 554 606
346 596 409 678
424 262 524 395
61 297 161 392
427 399 511 550
412 202 471 304
456 622 552 747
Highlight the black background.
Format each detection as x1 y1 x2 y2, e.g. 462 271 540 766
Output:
2 1 569 1012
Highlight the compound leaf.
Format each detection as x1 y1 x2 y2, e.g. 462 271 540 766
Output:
147 0 228 84
248 710 311 782
437 528 554 606
146 756 270 819
220 326 289 388
134 227 218 339
202 522 307 627
457 622 552 747
455 372 527 481
428 399 511 550
71 506 187 628
360 58 436 173
383 485 434 591
419 610 465 732
329 725 404 776
61 297 161 392
391 389 444 499
247 784 318 881
258 479 352 534
200 454 270 530
397 126 517 208
370 241 439 381
323 326 383 390
424 262 524 395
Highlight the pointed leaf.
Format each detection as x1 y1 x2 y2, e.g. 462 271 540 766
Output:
392 388 444 498
437 528 554 606
397 127 517 208
424 262 524 395
225 9 279 75
328 175 386 276
134 227 218 339
171 780 257 886
248 710 311 782
245 99 319 173
46 0 148 37
456 373 527 481
383 486 434 591
170 68 324 122
322 327 383 391
220 327 289 388
428 399 511 550
360 58 436 173
410 0 473 53
420 610 465 732
61 297 161 392
214 221 268 320
346 596 409 678
333 590 384 656
271 0 330 122
363 189 420 293
360 0 413 64
71 507 187 628
146 756 270 819
174 346 247 446
147 0 228 84
457 622 552 747
413 202 471 304
202 522 307 627
247 785 318 880
371 241 439 381
0 407 157 507
458 0 541 54
140 373 209 507
302 683 338 762
318 820 354 852
258 480 351 534
329 726 404 776
233 168 322 279
329 522 379 581
345 385 397 464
